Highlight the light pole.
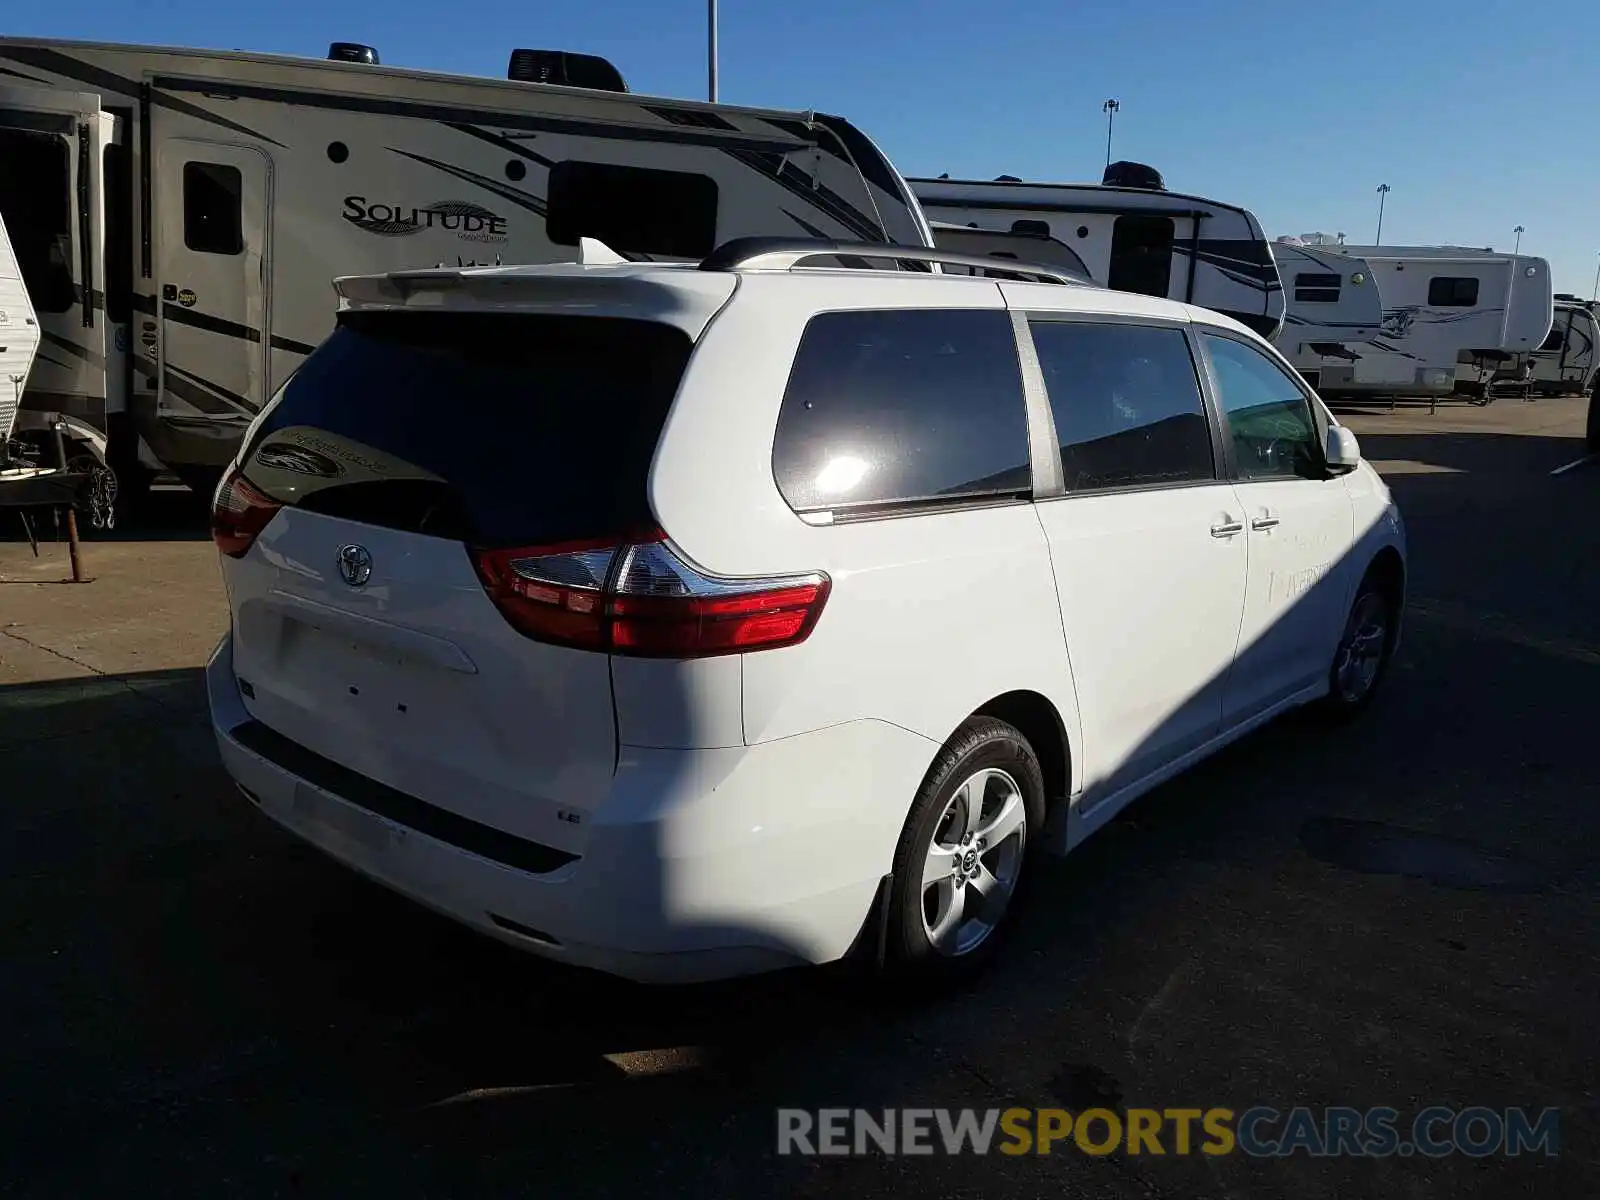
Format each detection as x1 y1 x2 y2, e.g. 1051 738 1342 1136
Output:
1375 184 1391 244
1102 99 1120 169
1513 225 1524 256
1591 252 1600 303
707 0 718 102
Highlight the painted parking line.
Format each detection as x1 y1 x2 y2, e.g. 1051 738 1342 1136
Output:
1407 598 1600 667
1550 456 1594 477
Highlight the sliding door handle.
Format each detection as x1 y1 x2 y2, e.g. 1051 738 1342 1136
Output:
1251 516 1281 530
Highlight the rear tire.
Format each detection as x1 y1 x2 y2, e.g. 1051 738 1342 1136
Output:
883 717 1045 984
1320 571 1400 720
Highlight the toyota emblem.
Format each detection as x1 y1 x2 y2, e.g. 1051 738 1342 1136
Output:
336 544 373 588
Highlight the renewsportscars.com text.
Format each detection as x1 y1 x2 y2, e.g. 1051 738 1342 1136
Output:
776 1106 1561 1158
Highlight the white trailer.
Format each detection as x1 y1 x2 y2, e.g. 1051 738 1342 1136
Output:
1269 236 1384 390
1308 245 1554 402
911 168 1285 339
0 37 933 503
1528 297 1600 398
0 209 42 451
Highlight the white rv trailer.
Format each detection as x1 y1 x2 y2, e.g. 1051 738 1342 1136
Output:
910 170 1286 339
1306 245 1554 402
1527 297 1600 397
0 37 933 500
0 209 42 452
1269 236 1385 390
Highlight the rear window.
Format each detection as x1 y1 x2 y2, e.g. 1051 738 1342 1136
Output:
242 311 692 547
772 308 1031 514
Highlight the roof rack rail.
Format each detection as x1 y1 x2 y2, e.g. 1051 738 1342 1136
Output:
697 237 1090 286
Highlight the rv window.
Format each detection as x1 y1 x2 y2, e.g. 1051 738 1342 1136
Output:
1107 214 1175 297
241 312 693 547
546 161 718 259
1028 320 1215 492
1539 328 1565 352
183 162 243 256
0 128 76 313
1427 276 1479 307
104 144 133 323
772 309 1032 513
1293 272 1342 304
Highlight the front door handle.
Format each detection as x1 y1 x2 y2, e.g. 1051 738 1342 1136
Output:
1251 516 1281 530
1210 519 1244 538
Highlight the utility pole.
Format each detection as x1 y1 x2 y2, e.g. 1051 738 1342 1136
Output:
707 0 719 102
1591 251 1599 303
1375 184 1391 244
1102 99 1120 170
1513 225 1524 256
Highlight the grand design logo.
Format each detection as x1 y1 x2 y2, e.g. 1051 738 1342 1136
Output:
342 197 509 243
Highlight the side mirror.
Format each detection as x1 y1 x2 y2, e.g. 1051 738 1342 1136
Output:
1326 425 1361 472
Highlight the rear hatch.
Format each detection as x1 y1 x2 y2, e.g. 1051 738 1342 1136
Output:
216 307 697 856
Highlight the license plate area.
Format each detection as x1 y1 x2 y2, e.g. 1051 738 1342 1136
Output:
293 780 403 853
281 619 428 727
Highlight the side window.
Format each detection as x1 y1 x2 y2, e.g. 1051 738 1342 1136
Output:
1427 276 1479 307
1539 326 1564 353
183 162 243 255
772 309 1031 514
1029 320 1215 492
1200 333 1323 481
546 161 718 259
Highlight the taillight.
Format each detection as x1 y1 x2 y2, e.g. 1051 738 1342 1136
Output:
471 533 829 658
211 467 282 558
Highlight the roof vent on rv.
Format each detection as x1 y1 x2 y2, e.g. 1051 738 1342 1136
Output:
1102 160 1166 191
328 42 380 65
507 49 628 93
994 175 1022 182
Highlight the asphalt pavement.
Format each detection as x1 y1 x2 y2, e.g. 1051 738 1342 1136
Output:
1 396 1596 1198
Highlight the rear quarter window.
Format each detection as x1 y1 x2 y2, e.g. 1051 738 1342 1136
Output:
242 311 692 548
772 308 1032 514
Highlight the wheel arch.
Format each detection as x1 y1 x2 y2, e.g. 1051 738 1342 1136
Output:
1364 544 1406 605
971 689 1074 812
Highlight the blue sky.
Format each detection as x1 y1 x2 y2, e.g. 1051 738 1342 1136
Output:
12 0 1599 295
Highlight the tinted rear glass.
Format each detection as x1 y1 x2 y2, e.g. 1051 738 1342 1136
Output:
772 309 1031 514
242 311 692 547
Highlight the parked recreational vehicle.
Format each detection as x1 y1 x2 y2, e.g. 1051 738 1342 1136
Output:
1307 246 1553 401
910 165 1285 338
0 211 42 452
1269 236 1385 390
1528 296 1600 397
0 37 932 503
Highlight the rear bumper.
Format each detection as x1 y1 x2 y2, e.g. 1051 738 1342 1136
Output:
206 631 933 984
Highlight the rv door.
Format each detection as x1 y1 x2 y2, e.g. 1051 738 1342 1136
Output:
155 140 271 431
0 85 107 415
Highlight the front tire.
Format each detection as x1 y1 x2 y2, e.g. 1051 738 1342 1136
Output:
1321 573 1399 719
884 717 1045 982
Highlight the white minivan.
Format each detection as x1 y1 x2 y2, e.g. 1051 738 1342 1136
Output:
207 239 1407 985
